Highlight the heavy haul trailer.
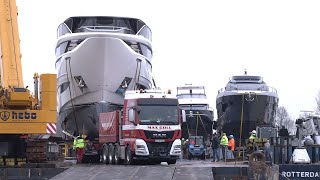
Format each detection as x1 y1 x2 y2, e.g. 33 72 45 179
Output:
0 0 56 165
77 89 182 164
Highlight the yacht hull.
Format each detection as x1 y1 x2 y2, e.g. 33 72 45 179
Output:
216 93 278 140
57 102 122 140
56 36 152 109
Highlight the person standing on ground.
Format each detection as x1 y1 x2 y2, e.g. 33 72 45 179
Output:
220 133 228 161
228 135 235 159
249 130 257 140
264 139 272 164
211 132 220 162
181 138 187 159
73 134 85 163
249 130 257 152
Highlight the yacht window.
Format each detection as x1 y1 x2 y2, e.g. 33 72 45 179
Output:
59 82 70 94
55 41 69 58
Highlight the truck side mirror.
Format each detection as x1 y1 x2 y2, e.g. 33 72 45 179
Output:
128 109 135 124
182 110 186 123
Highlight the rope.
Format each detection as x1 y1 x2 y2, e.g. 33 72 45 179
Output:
66 58 79 134
196 114 199 136
198 113 208 135
237 94 245 157
186 118 191 138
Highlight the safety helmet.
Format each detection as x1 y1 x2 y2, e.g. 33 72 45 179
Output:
212 129 217 134
252 130 256 134
182 138 185 141
229 135 234 138
81 134 87 139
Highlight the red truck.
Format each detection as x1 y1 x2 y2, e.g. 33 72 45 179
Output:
80 89 182 164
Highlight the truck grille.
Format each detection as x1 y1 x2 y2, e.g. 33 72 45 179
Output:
146 142 173 157
144 131 174 139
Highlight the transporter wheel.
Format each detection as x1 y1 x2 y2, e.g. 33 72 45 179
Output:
167 159 176 165
102 145 109 164
108 144 115 164
125 146 134 165
114 145 121 165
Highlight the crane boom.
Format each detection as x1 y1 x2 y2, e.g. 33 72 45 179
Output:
0 0 24 88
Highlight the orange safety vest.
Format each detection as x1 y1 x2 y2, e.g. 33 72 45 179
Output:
228 138 235 151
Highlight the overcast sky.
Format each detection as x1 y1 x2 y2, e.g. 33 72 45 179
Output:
16 0 320 119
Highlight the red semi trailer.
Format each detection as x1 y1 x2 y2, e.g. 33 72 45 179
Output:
78 89 182 164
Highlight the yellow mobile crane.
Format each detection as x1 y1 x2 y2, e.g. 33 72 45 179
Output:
0 0 56 165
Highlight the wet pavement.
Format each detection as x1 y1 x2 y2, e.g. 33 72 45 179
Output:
51 159 248 180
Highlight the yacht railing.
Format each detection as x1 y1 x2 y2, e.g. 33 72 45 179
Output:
176 93 207 99
58 24 151 40
218 86 277 94
75 26 135 34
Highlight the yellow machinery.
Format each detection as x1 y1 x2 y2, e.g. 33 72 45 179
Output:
0 0 56 164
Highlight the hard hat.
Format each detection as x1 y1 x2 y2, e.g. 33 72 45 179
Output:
182 138 185 140
81 134 87 138
252 130 256 134
222 133 226 135
212 129 217 134
229 135 234 138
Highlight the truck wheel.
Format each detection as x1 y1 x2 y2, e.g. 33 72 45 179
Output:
167 159 176 165
114 145 120 165
108 144 115 164
102 146 109 164
125 146 133 165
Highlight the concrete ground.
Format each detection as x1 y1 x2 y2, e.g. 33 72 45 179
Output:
51 159 249 180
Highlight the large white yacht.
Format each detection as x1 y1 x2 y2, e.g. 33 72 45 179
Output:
55 16 154 139
176 84 214 142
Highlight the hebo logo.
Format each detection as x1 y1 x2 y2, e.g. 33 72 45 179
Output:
0 111 37 121
12 112 37 120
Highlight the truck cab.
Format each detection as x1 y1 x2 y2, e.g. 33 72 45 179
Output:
96 89 182 165
122 89 182 164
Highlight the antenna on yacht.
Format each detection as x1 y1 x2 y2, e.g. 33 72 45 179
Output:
244 69 247 75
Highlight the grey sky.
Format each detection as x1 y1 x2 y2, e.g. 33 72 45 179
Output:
16 0 320 118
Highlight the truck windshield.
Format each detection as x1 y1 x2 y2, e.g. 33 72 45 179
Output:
137 105 179 125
